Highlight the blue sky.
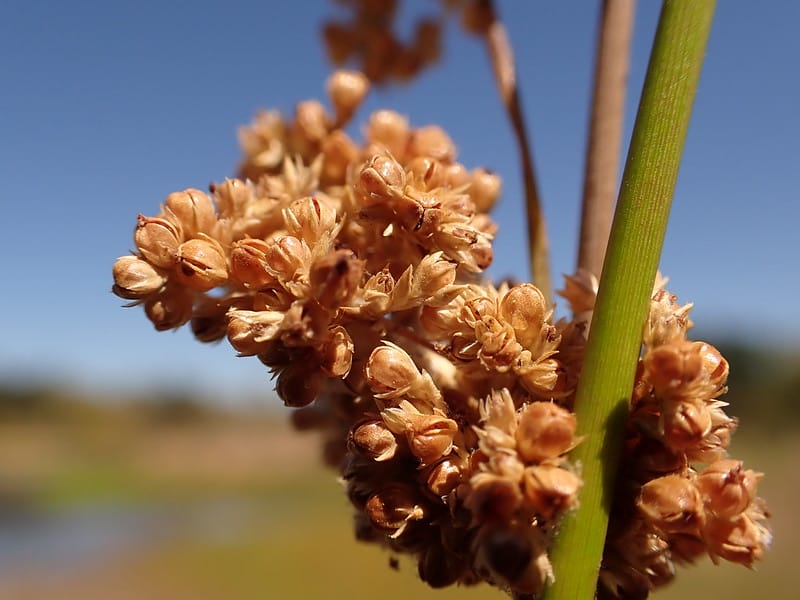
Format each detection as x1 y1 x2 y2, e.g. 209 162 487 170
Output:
1 1 798 401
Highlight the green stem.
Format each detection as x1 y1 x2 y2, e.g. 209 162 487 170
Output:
542 2 715 599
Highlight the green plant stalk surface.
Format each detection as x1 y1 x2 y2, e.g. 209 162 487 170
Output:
542 2 716 598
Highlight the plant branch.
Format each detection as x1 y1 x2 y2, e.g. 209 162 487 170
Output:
542 2 716 598
577 0 636 281
480 0 552 305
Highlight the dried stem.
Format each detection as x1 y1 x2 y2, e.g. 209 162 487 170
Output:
543 2 716 598
577 0 636 281
480 0 552 305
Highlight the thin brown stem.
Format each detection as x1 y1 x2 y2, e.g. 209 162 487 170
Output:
481 0 552 305
577 0 636 281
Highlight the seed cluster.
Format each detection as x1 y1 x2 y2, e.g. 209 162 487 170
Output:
112 70 769 598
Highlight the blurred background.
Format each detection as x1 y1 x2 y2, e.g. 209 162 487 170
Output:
0 1 798 598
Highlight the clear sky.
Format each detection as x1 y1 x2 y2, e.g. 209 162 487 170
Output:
1 1 798 402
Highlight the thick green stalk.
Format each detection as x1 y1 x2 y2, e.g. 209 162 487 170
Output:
542 2 715 599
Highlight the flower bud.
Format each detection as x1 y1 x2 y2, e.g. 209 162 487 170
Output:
163 188 217 238
134 214 181 268
310 249 364 309
499 284 547 350
327 70 369 124
409 125 456 163
696 459 760 519
637 475 705 534
349 418 398 462
515 402 577 463
469 168 502 213
175 237 228 291
112 255 165 299
230 239 275 289
144 287 193 331
522 465 581 520
365 109 410 159
365 483 426 535
357 154 406 204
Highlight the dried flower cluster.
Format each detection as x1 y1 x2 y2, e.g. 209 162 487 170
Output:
112 69 769 597
323 0 442 84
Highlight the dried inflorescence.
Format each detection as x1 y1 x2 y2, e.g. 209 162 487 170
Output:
112 68 768 598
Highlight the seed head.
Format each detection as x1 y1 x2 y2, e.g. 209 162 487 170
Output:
365 109 410 158
696 459 760 519
499 284 547 350
357 154 406 203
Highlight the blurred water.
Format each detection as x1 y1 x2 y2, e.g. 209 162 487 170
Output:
0 499 263 576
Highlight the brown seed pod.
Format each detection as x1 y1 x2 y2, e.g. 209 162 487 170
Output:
134 214 181 268
696 459 760 519
112 255 165 299
163 188 217 238
515 401 577 463
174 237 228 291
637 475 705 534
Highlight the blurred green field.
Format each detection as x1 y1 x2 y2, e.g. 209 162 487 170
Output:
0 387 797 600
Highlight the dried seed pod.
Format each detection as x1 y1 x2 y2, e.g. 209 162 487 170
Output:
320 130 360 183
213 178 255 218
645 340 704 396
134 214 181 268
175 237 228 291
319 325 354 377
424 455 464 496
226 309 284 355
310 249 364 309
409 125 456 163
522 464 581 520
515 401 577 463
112 255 166 299
365 109 410 158
465 472 523 523
357 154 406 204
144 287 193 331
659 398 712 451
276 363 323 408
499 284 547 350
284 196 337 245
230 239 276 289
163 188 217 238
382 400 458 465
405 156 444 190
365 483 427 535
293 100 329 145
696 459 760 519
696 341 729 391
469 168 502 213
473 524 551 596
637 475 705 534
327 70 370 124
365 343 420 397
705 513 770 566
349 418 398 461
265 236 310 281
418 541 466 589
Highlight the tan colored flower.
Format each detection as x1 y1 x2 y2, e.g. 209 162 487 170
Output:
134 214 181 268
112 255 165 299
